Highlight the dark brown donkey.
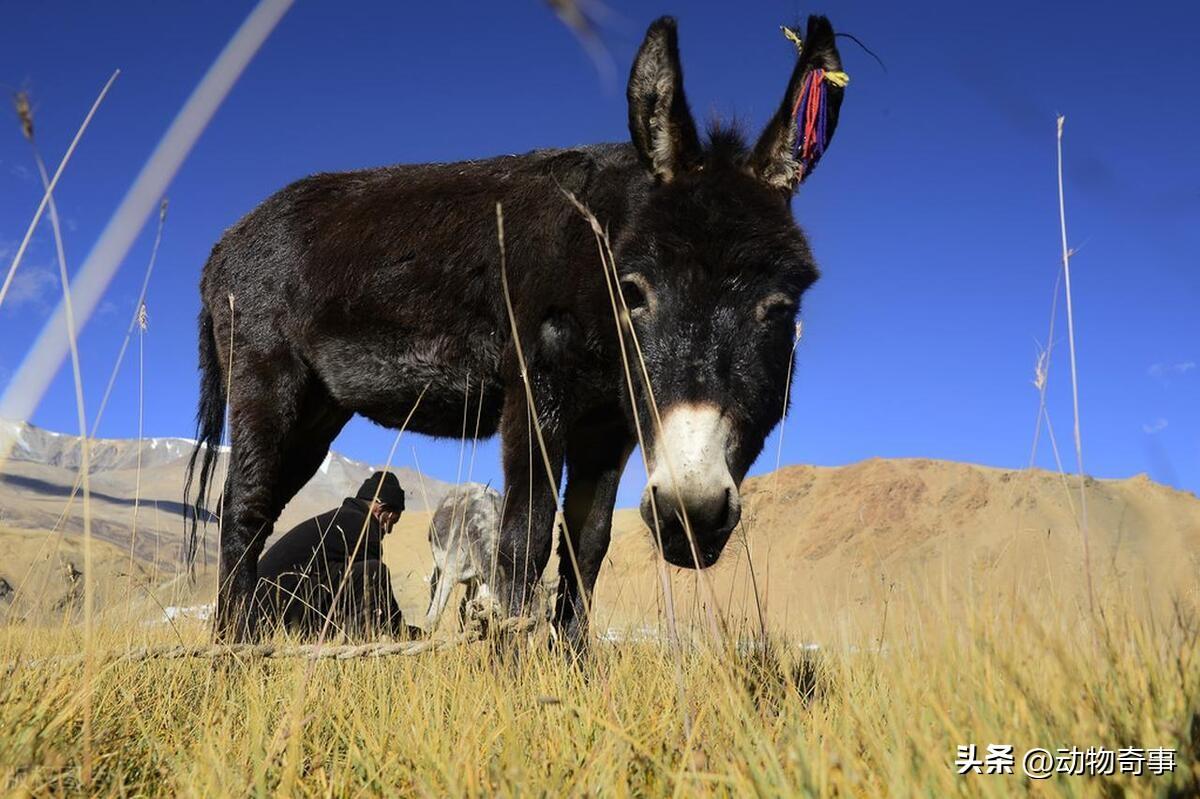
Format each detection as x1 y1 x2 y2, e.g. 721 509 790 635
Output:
187 16 846 645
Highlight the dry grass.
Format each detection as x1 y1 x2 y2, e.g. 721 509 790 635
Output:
1 583 1197 797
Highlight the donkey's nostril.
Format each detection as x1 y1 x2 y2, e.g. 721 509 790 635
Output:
723 487 741 530
642 479 739 535
640 483 663 530
683 487 729 532
698 488 731 532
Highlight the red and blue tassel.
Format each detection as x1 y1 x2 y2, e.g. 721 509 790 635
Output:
781 26 849 180
791 68 847 179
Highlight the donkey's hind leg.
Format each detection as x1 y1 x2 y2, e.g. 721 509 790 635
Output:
214 358 348 642
458 578 480 630
425 562 458 633
273 386 352 515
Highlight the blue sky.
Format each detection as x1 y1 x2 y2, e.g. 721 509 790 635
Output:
1 0 1197 508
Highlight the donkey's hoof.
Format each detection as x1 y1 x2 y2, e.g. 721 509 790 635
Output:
463 595 504 639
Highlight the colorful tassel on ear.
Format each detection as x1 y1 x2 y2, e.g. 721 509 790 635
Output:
790 69 848 180
781 25 848 180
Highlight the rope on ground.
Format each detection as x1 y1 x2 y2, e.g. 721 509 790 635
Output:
5 599 540 671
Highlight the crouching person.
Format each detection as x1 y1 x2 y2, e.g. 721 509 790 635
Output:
253 471 421 640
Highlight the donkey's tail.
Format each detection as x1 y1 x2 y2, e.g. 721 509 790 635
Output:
183 305 225 574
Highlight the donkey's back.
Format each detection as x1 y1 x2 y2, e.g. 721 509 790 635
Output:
198 145 632 434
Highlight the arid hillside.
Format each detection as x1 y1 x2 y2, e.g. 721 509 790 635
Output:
3 421 1197 640
593 459 1200 642
374 458 1199 641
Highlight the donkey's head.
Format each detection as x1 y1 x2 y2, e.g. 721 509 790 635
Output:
617 15 844 568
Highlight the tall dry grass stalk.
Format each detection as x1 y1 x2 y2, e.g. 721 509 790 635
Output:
96 198 169 438
755 319 805 631
604 265 728 641
546 0 617 88
3 0 289 608
0 72 118 324
772 321 804 491
1056 115 1095 615
554 189 803 738
15 90 99 785
129 300 149 579
1003 281 1069 608
0 75 119 631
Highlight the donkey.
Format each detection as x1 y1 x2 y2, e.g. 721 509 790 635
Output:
425 483 503 631
187 15 846 645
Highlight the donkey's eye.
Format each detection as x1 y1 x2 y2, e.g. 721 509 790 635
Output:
620 277 649 314
755 292 796 324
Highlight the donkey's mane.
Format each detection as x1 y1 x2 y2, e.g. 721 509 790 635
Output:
704 124 750 166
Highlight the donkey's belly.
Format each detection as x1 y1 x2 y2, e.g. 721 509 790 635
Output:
361 383 505 439
307 328 506 439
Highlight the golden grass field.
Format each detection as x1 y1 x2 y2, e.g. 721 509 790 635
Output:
1 587 1197 796
2 460 1199 796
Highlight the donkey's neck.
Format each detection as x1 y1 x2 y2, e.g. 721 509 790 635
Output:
566 142 653 244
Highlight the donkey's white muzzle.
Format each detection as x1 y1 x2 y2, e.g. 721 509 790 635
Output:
640 403 740 567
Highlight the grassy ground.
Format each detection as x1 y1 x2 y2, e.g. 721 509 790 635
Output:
2 586 1197 797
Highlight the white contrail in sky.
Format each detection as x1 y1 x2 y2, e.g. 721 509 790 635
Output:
0 0 293 457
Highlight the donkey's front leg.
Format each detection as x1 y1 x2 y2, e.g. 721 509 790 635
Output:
494 391 565 620
554 420 633 650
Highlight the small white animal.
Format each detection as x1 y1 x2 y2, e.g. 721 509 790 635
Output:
425 483 502 630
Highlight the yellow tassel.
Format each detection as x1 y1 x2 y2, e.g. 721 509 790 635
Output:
780 25 804 53
780 27 850 87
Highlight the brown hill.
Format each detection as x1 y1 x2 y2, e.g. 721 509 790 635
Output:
378 458 1200 641
591 459 1200 642
3 421 1197 641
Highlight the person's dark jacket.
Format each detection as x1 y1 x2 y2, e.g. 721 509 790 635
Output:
257 497 384 580
255 497 419 639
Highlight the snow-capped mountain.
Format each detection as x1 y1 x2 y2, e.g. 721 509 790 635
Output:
0 419 453 569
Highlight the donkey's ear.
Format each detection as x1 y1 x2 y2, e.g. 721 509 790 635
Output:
627 17 702 183
751 15 845 193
